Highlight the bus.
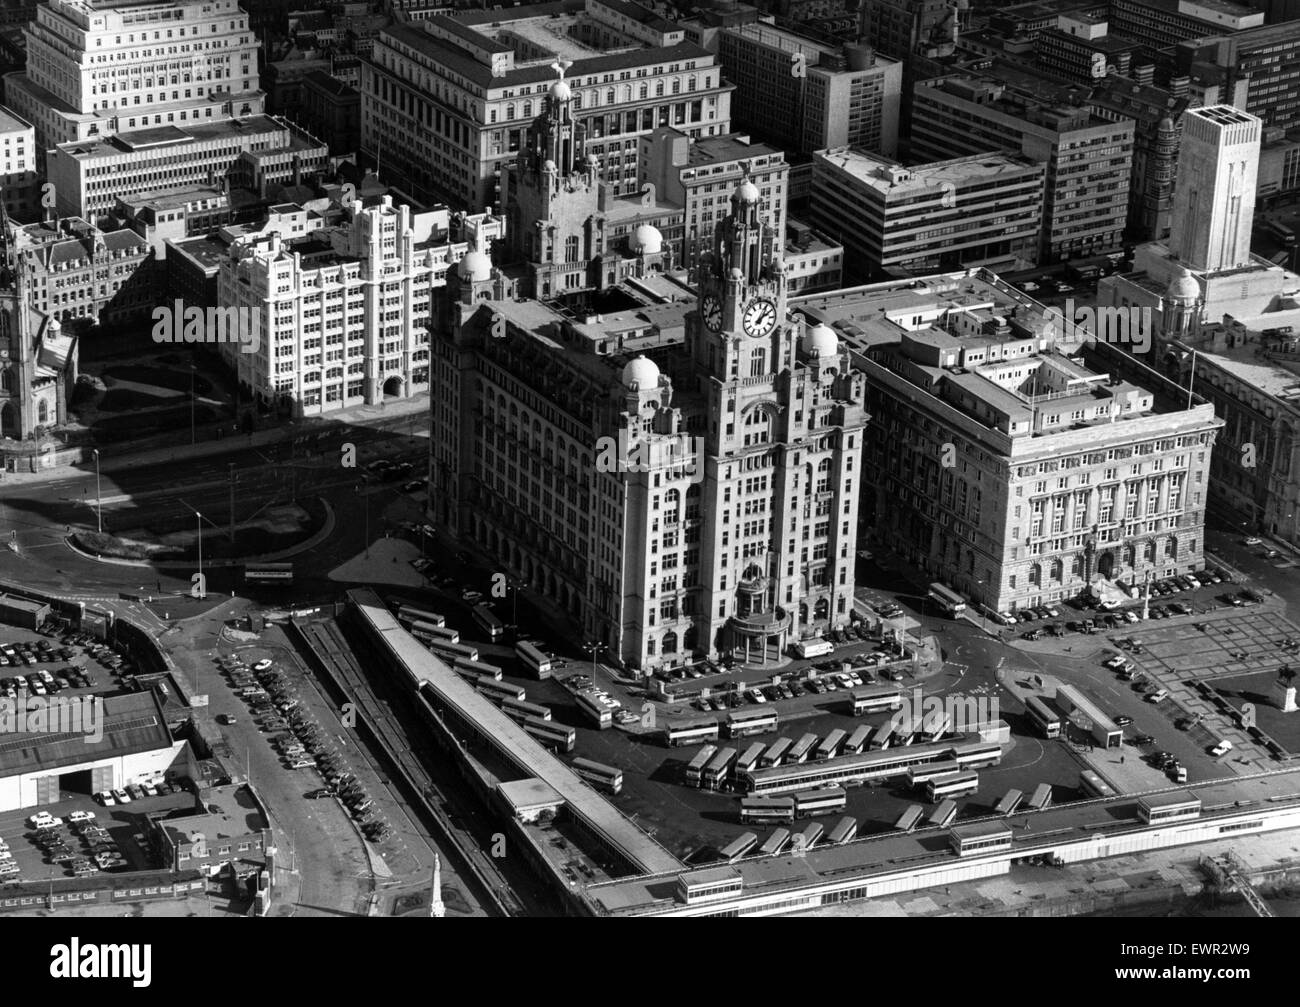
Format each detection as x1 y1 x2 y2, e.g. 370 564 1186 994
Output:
849 686 903 716
787 733 818 764
409 622 459 646
515 641 553 679
1137 793 1201 825
949 822 1014 857
575 691 613 730
870 720 895 750
995 788 1024 816
396 605 445 628
735 744 765 775
796 822 824 849
759 828 792 856
702 748 737 791
926 771 979 802
501 697 551 722
1079 769 1116 799
828 816 858 845
719 832 758 863
928 799 958 828
791 637 833 659
894 804 924 832
726 708 778 738
685 745 717 787
522 716 575 752
793 787 847 818
455 658 500 681
471 602 506 641
244 562 293 585
760 737 793 767
475 676 526 704
739 796 795 824
950 741 1003 770
1027 783 1053 811
815 729 847 761
908 759 962 788
928 582 967 616
844 725 871 755
1025 695 1061 739
664 719 720 747
572 757 623 795
427 640 481 663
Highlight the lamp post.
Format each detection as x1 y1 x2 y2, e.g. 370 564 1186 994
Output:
582 640 602 682
196 511 204 599
92 448 102 533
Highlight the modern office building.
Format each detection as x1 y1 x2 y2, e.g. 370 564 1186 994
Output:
428 124 868 670
1033 15 1143 81
810 147 1044 280
5 0 265 155
45 114 329 221
215 196 504 418
796 267 1221 613
112 185 233 260
716 22 902 157
0 105 37 223
362 0 734 212
910 74 1133 261
1107 0 1263 54
1176 20 1300 131
859 0 963 61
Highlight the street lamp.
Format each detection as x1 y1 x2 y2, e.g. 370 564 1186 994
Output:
92 448 102 534
582 640 603 682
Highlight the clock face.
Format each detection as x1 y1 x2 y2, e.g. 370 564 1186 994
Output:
742 298 777 338
702 295 723 332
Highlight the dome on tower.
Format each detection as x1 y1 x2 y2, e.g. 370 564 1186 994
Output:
802 322 839 358
733 178 761 205
542 158 558 174
630 223 663 255
1158 115 1175 132
549 78 572 102
1166 267 1200 304
457 249 492 283
621 355 660 391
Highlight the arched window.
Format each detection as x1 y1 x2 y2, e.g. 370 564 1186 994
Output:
662 631 678 654
522 101 532 118
638 83 648 100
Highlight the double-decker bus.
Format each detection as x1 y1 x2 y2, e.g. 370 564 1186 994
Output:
787 733 818 764
797 821 824 849
409 622 460 646
719 832 758 863
575 691 613 730
1079 769 1115 798
396 605 445 628
427 640 481 663
501 697 551 722
475 676 526 704
739 796 795 824
760 737 793 767
950 741 1003 770
828 816 858 845
815 729 847 761
471 602 506 641
793 787 847 818
908 758 962 788
844 725 871 755
870 720 895 750
735 743 765 775
522 716 575 752
571 757 623 794
894 804 924 832
455 658 500 681
702 747 737 791
949 822 1014 857
664 719 720 747
928 582 967 616
685 745 718 787
849 686 903 716
759 828 792 856
1026 783 1053 811
995 789 1024 816
925 771 979 802
928 799 958 828
515 641 553 679
244 562 294 585
726 708 777 738
1025 695 1061 739
1137 794 1201 825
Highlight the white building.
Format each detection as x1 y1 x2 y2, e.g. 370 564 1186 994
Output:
1168 105 1259 275
5 0 265 156
0 106 39 222
216 196 505 417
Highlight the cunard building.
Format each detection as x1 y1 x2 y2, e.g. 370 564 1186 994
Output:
428 67 867 673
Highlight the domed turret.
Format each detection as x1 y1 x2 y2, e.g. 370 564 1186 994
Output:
621 355 660 391
1167 267 1200 304
1158 115 1175 132
630 223 663 255
802 322 839 358
733 179 760 205
549 79 572 103
457 249 492 283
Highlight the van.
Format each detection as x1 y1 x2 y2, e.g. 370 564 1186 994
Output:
1146 689 1169 704
1210 739 1234 757
1171 764 1188 783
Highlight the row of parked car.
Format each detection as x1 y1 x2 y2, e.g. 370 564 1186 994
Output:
19 811 128 879
95 778 175 806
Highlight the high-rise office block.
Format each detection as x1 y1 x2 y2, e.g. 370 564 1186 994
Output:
1168 105 1260 273
1176 19 1300 131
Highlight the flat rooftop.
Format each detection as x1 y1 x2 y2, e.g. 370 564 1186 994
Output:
55 115 291 162
157 784 269 843
816 149 1040 194
0 690 173 776
0 105 31 135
